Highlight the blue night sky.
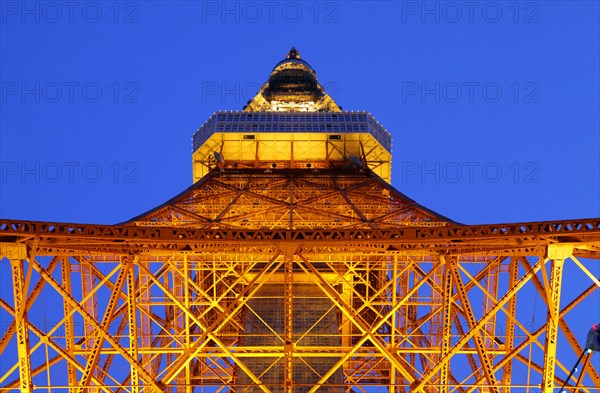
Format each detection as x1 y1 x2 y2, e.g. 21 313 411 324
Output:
1 1 599 225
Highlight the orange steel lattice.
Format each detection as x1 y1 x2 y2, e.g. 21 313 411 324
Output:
1 48 599 393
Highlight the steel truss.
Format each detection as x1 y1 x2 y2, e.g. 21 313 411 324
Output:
1 169 599 392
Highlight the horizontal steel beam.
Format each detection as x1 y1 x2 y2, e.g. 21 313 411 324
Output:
1 218 598 258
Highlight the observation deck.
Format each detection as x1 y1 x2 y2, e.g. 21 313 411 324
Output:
191 48 393 183
191 110 392 183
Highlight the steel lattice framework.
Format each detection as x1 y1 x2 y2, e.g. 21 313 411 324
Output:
1 48 599 393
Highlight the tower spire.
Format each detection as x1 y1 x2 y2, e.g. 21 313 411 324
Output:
243 47 341 112
286 46 300 59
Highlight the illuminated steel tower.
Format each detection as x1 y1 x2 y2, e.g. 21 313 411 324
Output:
1 48 599 393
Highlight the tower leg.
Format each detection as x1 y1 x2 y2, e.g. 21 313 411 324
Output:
542 244 573 393
2 243 33 393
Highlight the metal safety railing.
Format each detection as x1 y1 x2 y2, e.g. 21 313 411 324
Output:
192 111 392 152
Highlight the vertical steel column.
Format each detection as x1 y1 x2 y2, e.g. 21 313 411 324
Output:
80 257 99 393
60 254 77 388
127 256 140 393
502 257 519 392
484 259 500 349
439 256 455 393
283 247 294 393
430 260 443 369
389 255 398 393
139 259 153 376
183 254 192 393
171 259 186 393
542 244 572 393
2 243 32 393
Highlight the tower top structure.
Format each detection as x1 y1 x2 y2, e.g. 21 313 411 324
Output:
243 47 340 112
192 48 392 182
